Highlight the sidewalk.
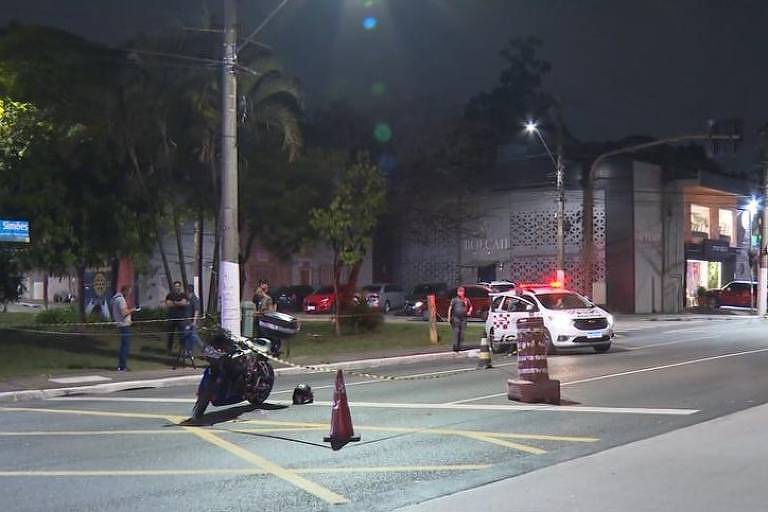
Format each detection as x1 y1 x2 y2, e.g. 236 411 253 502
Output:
0 343 472 402
398 403 768 512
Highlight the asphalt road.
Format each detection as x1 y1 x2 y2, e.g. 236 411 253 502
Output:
2 317 767 511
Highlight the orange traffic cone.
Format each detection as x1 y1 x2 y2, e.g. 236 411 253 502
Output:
323 369 361 451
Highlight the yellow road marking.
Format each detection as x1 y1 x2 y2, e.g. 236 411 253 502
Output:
0 464 490 477
179 423 348 505
229 420 599 444
0 430 185 436
0 406 185 423
458 433 547 455
297 464 491 474
0 469 268 477
0 406 597 457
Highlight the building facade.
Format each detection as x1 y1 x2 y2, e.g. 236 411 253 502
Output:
395 155 752 314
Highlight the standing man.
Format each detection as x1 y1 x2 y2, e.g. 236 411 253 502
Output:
111 285 138 371
447 286 473 352
165 281 189 354
183 283 201 357
256 279 276 315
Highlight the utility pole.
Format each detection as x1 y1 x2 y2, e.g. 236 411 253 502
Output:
555 103 566 285
759 160 768 316
219 0 241 336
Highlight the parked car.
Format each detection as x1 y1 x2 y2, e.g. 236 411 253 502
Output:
480 280 517 295
486 284 614 354
275 285 315 312
433 284 492 321
362 284 406 313
700 281 757 309
402 282 448 316
302 286 336 314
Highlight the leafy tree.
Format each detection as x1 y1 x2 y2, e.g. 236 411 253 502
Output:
310 159 386 335
465 36 552 137
0 25 156 319
239 147 341 263
392 36 554 278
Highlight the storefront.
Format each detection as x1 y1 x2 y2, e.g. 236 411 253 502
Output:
684 239 734 306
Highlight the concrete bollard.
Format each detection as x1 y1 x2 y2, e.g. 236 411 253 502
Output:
241 300 256 338
506 316 560 404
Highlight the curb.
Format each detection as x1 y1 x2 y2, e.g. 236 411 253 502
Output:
0 350 466 403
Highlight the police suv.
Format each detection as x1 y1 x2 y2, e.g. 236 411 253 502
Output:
485 284 614 354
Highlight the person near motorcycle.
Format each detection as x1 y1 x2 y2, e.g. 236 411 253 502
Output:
165 281 189 354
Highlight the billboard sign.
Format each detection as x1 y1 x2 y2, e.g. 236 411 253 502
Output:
0 219 30 243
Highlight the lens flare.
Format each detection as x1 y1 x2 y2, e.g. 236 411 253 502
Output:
374 123 392 143
370 81 387 96
362 16 378 30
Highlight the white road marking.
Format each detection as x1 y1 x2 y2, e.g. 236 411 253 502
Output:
623 335 720 351
46 396 697 415
47 376 112 384
451 346 768 403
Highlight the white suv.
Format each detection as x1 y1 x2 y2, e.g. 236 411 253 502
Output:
485 286 614 354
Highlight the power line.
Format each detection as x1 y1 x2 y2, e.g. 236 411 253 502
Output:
238 0 291 53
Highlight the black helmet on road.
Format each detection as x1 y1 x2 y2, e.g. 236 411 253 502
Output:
292 384 314 405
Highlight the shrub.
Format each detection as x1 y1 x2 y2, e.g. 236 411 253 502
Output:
132 307 168 322
36 307 79 325
340 302 383 333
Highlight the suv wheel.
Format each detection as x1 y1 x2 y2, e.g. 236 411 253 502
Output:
706 297 720 309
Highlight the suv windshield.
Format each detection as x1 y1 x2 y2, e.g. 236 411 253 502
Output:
536 292 593 310
315 286 334 294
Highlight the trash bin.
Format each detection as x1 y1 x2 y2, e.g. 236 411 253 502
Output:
241 301 256 337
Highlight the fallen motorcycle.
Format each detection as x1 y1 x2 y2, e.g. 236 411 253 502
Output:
192 312 300 419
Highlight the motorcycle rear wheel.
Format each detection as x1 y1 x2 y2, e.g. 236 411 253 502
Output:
245 359 275 405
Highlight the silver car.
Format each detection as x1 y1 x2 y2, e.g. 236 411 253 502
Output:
362 284 406 313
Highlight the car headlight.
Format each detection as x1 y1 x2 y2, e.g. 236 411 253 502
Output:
606 313 614 327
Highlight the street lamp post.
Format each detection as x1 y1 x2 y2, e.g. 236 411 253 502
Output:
525 121 566 285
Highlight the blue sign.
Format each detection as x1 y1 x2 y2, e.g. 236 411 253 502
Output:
0 219 30 243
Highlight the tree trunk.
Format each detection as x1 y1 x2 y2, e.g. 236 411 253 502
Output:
343 261 363 305
239 231 257 296
333 255 341 336
172 205 189 290
207 221 220 316
155 225 174 291
77 263 86 323
43 273 49 310
196 213 205 317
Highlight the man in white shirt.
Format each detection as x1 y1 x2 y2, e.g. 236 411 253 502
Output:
111 285 138 371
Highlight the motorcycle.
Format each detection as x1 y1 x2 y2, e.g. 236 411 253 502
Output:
192 312 300 419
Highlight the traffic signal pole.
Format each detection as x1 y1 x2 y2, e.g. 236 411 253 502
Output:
219 0 241 336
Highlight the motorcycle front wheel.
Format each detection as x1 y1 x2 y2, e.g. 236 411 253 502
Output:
245 358 275 405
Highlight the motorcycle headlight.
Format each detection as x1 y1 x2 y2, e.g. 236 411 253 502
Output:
414 301 424 309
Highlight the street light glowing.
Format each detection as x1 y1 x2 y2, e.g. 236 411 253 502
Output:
524 121 538 134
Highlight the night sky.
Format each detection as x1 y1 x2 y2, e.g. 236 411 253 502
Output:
3 0 768 167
